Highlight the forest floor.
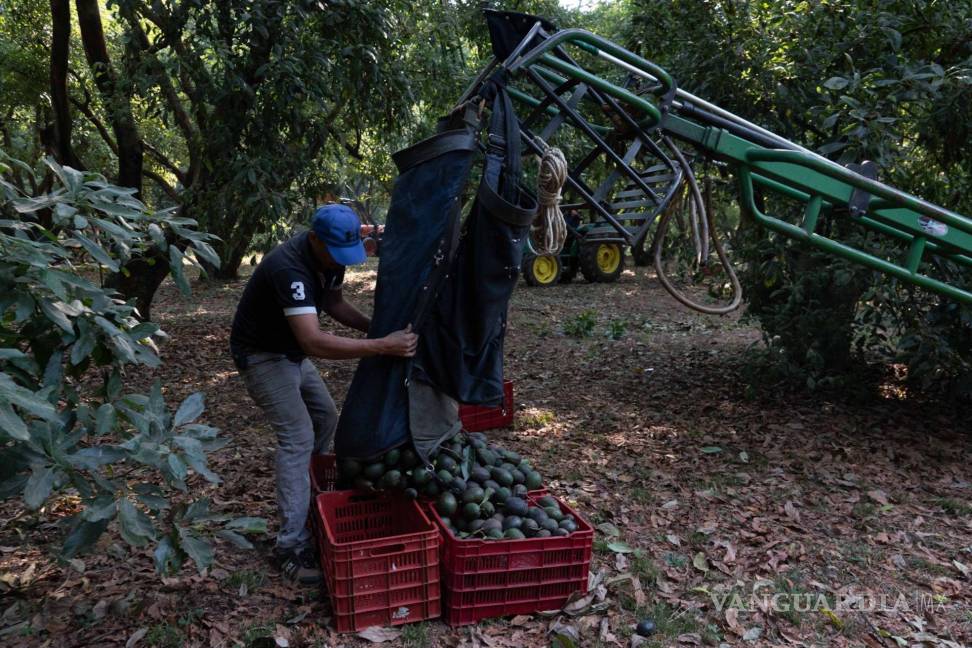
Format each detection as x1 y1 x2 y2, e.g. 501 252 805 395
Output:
1 259 970 648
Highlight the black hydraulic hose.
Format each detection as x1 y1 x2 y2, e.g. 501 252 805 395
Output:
653 137 742 314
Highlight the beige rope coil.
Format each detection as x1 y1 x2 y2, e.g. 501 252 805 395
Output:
532 146 568 255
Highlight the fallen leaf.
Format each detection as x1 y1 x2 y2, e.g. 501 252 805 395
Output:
784 501 800 523
743 626 762 641
666 534 680 546
607 542 635 554
597 522 621 537
357 626 402 643
125 627 148 648
692 552 709 573
867 489 890 505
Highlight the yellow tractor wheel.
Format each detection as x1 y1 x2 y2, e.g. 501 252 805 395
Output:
522 253 562 287
579 242 625 283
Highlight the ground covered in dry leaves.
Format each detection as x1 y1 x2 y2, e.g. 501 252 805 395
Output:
2 260 970 648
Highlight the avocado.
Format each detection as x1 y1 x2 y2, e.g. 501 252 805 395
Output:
352 476 374 492
503 450 521 464
504 496 529 517
526 507 548 523
404 487 418 499
399 449 419 469
338 458 362 478
435 492 458 517
383 448 400 466
468 518 486 533
525 471 543 490
463 485 485 504
540 518 559 533
379 469 402 489
494 486 512 503
543 505 564 522
521 518 540 536
448 477 467 495
486 528 504 539
552 527 569 536
500 462 517 474
422 480 440 497
482 518 502 532
434 468 451 483
503 528 526 539
502 515 523 531
538 495 559 509
462 502 481 521
559 519 578 533
490 467 514 487
363 462 386 481
436 454 458 473
535 529 552 538
480 501 495 517
470 466 491 484
411 466 433 485
483 479 501 491
512 484 529 498
477 448 497 466
510 468 526 485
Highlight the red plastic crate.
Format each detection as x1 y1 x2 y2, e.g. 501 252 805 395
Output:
459 379 514 432
314 490 441 632
310 454 338 493
426 493 592 626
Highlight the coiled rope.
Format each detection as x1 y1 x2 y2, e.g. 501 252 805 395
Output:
532 146 569 255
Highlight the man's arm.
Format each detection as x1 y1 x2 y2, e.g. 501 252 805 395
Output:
287 313 416 359
323 289 370 333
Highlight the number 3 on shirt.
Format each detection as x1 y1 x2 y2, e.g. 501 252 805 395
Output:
291 281 305 301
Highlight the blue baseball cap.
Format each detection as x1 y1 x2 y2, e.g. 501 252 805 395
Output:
311 204 367 266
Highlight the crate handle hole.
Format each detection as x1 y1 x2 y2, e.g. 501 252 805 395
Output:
369 543 406 557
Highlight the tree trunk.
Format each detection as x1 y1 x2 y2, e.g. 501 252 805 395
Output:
75 0 142 196
49 0 81 169
103 248 170 321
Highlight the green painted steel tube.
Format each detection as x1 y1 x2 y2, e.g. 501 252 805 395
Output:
745 149 972 237
738 165 972 304
538 54 662 126
510 28 675 97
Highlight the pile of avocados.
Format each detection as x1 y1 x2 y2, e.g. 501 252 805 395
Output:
336 432 580 540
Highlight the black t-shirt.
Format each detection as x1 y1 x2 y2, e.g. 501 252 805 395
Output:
230 231 344 360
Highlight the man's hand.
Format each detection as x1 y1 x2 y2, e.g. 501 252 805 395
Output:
380 324 418 357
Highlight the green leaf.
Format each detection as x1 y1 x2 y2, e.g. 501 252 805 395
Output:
153 534 184 575
190 241 220 268
701 446 722 454
39 299 74 333
823 76 849 91
0 374 60 421
183 498 211 522
606 541 635 554
177 527 214 574
173 392 205 427
118 497 156 547
69 446 126 470
94 403 115 435
23 465 56 509
167 453 188 482
0 348 26 360
168 246 191 296
225 517 267 534
216 529 253 549
81 496 118 522
0 400 29 441
70 319 97 366
73 232 119 272
62 518 109 558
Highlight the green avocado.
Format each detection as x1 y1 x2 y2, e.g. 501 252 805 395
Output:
503 528 526 539
383 448 400 466
435 491 458 517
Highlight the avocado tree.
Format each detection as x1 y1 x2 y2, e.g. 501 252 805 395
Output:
0 154 263 572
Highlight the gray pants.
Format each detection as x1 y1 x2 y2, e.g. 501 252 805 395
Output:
240 353 338 551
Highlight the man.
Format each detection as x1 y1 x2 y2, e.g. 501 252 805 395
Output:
230 203 417 584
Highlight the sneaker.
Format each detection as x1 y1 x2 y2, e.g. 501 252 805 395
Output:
275 546 322 585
